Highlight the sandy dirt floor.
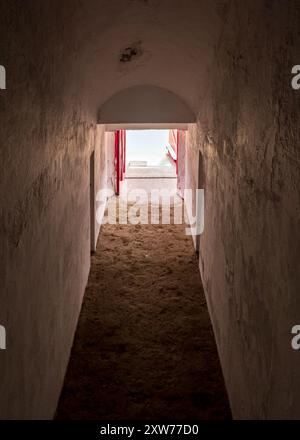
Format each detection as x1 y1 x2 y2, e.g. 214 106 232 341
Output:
56 199 231 420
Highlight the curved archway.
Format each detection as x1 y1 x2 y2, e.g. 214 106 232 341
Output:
98 85 196 124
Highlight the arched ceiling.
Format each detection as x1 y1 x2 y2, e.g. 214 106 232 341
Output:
62 0 223 117
98 85 196 123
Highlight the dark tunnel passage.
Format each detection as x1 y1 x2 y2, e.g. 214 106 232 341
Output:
0 0 300 421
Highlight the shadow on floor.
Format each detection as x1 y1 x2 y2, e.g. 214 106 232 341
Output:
56 202 231 420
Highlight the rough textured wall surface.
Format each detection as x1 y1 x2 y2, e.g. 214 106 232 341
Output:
94 126 107 249
186 0 300 419
105 132 116 195
185 127 199 250
177 130 186 197
0 3 105 419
